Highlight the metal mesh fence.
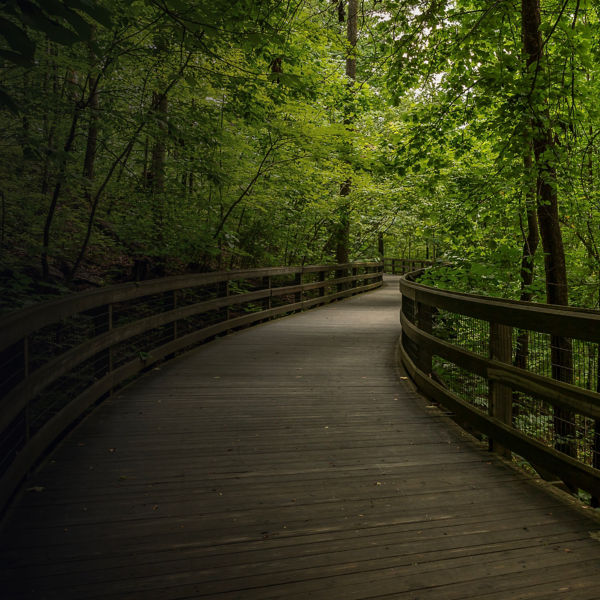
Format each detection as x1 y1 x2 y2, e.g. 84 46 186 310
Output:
432 310 489 356
414 300 600 478
432 357 489 412
1 265 383 490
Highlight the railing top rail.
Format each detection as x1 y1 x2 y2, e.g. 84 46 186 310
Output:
0 261 383 513
401 271 600 342
1 262 381 351
399 267 600 500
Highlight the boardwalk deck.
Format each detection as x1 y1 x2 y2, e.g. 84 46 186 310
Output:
1 276 600 599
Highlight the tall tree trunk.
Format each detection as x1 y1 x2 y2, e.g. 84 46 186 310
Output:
334 0 358 266
150 91 168 224
150 90 168 274
41 98 84 280
522 0 575 457
514 151 539 370
69 71 100 281
142 136 149 182
40 43 58 211
82 75 98 192
595 283 600 506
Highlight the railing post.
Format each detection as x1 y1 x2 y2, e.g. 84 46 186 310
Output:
218 280 230 321
351 266 358 290
489 322 512 458
415 300 432 375
172 291 178 340
594 415 600 507
392 258 397 275
108 304 113 370
336 264 348 293
23 336 30 443
262 276 272 311
594 348 600 507
319 270 326 297
294 271 302 305
226 280 231 320
108 303 114 396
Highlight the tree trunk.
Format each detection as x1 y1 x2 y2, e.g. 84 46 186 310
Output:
149 90 168 274
522 0 575 457
514 151 539 370
334 0 358 266
594 282 600 506
41 101 83 280
69 71 100 281
150 91 168 223
82 75 98 191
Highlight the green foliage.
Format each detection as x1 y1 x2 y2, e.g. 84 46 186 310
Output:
0 0 111 110
2 0 600 311
0 0 397 310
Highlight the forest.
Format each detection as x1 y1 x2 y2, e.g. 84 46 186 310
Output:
1 0 600 314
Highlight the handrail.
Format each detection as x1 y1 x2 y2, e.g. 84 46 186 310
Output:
399 270 600 501
383 257 433 275
0 262 383 512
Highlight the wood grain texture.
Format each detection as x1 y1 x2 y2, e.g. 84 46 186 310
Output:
1 276 600 599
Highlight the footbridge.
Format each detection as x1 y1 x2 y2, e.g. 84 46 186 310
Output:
1 263 600 598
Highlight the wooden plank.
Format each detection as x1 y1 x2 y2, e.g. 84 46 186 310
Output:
1 503 585 566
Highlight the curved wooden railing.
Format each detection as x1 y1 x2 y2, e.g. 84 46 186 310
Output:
400 270 600 501
0 262 382 511
383 257 433 275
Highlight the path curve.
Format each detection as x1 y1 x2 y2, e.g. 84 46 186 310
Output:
2 276 600 599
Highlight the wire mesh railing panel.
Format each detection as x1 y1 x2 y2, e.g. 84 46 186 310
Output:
401 296 415 324
0 343 25 398
400 270 600 501
27 310 106 372
0 411 26 476
432 357 489 412
512 393 599 468
28 352 110 436
111 325 177 369
512 393 555 446
572 339 599 392
513 330 599 393
1 263 383 511
176 285 220 307
112 292 175 327
432 310 489 357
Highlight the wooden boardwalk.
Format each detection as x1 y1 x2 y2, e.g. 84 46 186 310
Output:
2 276 600 599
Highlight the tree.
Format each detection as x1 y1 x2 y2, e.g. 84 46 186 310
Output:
334 0 358 265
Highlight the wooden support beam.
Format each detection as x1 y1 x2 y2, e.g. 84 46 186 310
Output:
489 322 513 458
